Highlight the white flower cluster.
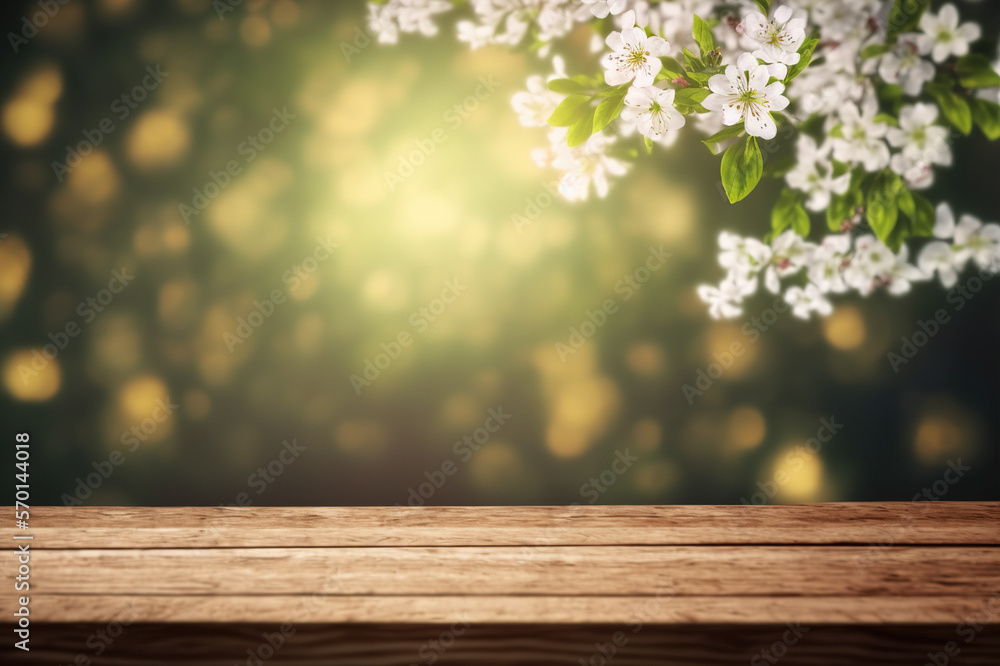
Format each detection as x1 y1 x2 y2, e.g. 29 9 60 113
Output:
367 0 452 43
369 0 999 321
506 1 990 207
699 204 1000 320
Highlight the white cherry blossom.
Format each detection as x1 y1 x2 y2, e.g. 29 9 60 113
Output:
581 0 627 20
831 99 890 172
878 35 935 96
785 136 851 211
703 52 790 140
602 10 671 88
622 86 686 142
888 104 950 165
784 284 833 319
698 276 756 319
917 3 981 64
740 5 806 66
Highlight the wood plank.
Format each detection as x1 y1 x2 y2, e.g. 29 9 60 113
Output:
4 623 999 666
7 546 999 597
7 595 998 624
6 503 998 547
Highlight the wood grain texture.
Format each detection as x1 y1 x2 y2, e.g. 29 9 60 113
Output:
7 545 999 597
6 503 998 547
3 504 997 627
9 595 999 624
2 623 999 666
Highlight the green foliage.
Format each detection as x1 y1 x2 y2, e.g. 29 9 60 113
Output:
660 57 686 79
548 95 592 127
785 37 819 83
593 91 626 133
682 48 704 73
752 0 770 15
886 187 933 251
567 107 597 147
721 135 763 204
547 82 630 146
956 55 1000 89
866 170 907 244
887 0 930 39
926 84 972 135
702 122 745 147
547 78 587 94
970 98 1000 140
909 192 936 237
826 171 864 232
861 44 893 59
692 15 716 61
771 188 810 237
673 86 709 114
874 112 899 127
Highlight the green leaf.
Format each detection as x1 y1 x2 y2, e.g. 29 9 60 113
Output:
771 188 810 237
885 217 910 252
970 98 1000 140
547 78 587 94
548 95 592 127
909 192 935 237
927 85 972 135
753 0 770 14
874 113 899 127
567 107 597 147
643 136 654 154
683 72 711 87
785 36 819 83
702 122 745 147
595 83 628 97
956 54 1000 89
826 171 864 231
675 87 710 104
682 48 704 72
827 194 855 232
887 0 929 39
897 185 915 220
661 57 685 78
692 15 716 60
593 93 626 133
866 170 903 243
861 44 893 59
720 135 763 204
673 86 710 114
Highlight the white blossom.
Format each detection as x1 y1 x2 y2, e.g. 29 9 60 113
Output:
878 35 935 96
831 99 890 172
740 5 806 67
581 0 627 19
698 278 753 319
703 52 790 140
917 3 981 64
370 0 996 323
785 136 850 212
602 10 671 88
622 86 686 141
784 283 833 319
550 133 628 202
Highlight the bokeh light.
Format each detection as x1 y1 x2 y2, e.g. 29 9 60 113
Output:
0 0 996 506
3 348 61 402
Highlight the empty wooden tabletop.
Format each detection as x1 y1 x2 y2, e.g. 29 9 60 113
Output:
2 503 998 624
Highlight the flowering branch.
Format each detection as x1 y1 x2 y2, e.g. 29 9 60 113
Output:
368 0 1000 320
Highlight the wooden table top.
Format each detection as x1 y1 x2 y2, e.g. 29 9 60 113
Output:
3 503 998 625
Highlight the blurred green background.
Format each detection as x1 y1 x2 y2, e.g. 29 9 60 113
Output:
1 0 997 506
